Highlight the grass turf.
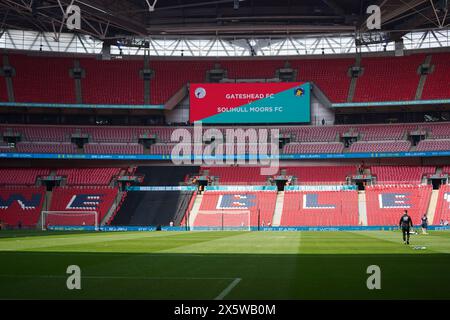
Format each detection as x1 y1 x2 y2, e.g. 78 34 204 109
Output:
0 230 449 299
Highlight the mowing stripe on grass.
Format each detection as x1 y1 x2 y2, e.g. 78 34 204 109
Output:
214 278 241 300
0 274 236 281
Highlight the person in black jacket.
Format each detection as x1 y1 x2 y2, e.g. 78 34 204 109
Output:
421 214 429 235
399 210 414 244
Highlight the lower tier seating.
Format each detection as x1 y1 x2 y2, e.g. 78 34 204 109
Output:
365 184 432 226
110 190 194 226
194 191 277 227
280 191 359 226
434 184 450 225
47 186 119 227
0 187 45 228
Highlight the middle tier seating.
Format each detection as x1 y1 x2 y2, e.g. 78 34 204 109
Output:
1 123 450 156
56 168 120 186
282 166 355 185
84 143 144 155
416 139 450 151
200 166 273 185
282 142 344 154
349 141 411 153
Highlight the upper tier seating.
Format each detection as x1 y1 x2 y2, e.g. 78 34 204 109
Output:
79 58 144 105
8 54 75 103
281 190 359 226
0 187 45 227
0 70 8 102
354 55 424 102
422 52 450 100
434 184 450 225
149 60 211 104
56 168 120 186
0 168 49 185
194 190 277 227
370 166 435 184
291 58 353 103
2 52 448 105
282 166 355 185
365 184 432 226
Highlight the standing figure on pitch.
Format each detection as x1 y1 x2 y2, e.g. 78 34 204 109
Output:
421 214 428 235
399 210 414 244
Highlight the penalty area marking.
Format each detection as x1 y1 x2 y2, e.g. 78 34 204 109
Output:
214 277 242 300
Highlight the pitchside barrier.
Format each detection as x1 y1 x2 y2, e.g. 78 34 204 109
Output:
46 225 450 231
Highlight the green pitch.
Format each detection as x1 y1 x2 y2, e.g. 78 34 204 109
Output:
0 230 449 299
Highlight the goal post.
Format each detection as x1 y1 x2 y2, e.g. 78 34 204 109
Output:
191 210 251 231
41 211 98 231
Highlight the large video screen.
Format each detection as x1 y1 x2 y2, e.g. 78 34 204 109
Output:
189 82 311 124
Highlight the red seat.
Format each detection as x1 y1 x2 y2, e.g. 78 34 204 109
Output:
0 187 45 227
365 184 432 226
194 191 277 227
280 191 358 226
48 186 118 227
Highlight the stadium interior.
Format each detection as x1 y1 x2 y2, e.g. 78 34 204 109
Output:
0 0 450 303
1 0 450 232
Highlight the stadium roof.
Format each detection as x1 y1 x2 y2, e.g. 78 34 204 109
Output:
0 0 448 41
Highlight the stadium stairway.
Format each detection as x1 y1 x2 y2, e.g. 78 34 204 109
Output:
36 191 52 230
426 189 440 224
188 193 203 228
100 190 124 226
271 192 284 227
358 191 368 226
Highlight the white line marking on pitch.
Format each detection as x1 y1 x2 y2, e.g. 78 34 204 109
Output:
214 278 241 300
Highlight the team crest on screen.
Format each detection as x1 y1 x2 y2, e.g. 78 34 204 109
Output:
294 87 305 96
194 87 206 99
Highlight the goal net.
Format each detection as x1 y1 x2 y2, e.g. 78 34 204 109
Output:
42 211 98 231
191 210 251 231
